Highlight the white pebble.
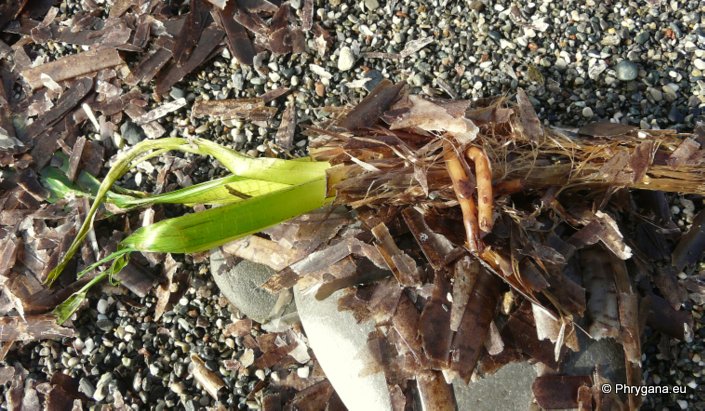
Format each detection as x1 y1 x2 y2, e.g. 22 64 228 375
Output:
582 107 594 118
337 47 355 71
171 382 185 395
255 369 266 380
297 366 310 379
96 298 109 314
677 400 688 410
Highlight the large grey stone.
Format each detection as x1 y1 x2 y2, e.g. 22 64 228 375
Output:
294 285 392 411
210 250 295 323
453 362 537 411
453 337 626 411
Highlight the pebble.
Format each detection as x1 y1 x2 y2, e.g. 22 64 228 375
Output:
297 366 310 379
67 357 80 368
582 107 594 118
171 382 186 395
694 59 705 71
363 0 379 11
79 378 96 398
649 88 663 102
96 299 109 314
615 61 638 81
170 87 185 99
93 373 112 402
635 31 650 45
315 82 325 97
255 369 266 380
96 319 114 332
337 47 355 72
240 349 255 368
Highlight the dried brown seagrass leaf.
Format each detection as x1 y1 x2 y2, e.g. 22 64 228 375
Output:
641 294 693 341
371 222 422 287
20 48 123 90
416 371 455 411
191 98 276 121
630 140 655 183
155 26 224 95
27 77 93 168
315 258 390 300
577 122 638 138
450 268 502 382
392 293 425 364
672 208 705 271
287 380 335 410
400 37 434 58
221 235 296 272
114 262 158 298
190 353 225 400
124 47 172 86
172 0 211 66
339 80 405 130
212 1 255 65
390 96 479 144
275 102 296 150
532 375 592 409
133 98 187 125
259 86 291 103
153 255 179 321
580 248 620 339
465 105 513 124
0 314 74 341
515 88 543 141
503 301 558 369
449 256 478 332
418 271 452 367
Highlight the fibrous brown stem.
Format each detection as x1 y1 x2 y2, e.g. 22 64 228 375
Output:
443 142 480 252
466 146 494 233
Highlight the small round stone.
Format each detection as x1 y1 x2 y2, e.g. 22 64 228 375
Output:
615 60 638 81
582 107 594 118
96 298 109 314
694 59 705 71
364 0 379 11
337 47 355 71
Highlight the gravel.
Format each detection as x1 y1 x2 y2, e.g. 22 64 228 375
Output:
2 0 704 409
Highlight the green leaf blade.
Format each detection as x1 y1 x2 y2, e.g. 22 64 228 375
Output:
122 177 331 253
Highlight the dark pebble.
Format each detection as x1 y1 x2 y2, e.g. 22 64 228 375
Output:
488 31 503 43
668 106 685 123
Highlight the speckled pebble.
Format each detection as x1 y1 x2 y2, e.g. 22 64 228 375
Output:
615 60 639 81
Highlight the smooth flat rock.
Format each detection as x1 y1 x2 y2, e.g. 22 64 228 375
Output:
453 362 537 411
294 285 392 411
210 250 295 323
